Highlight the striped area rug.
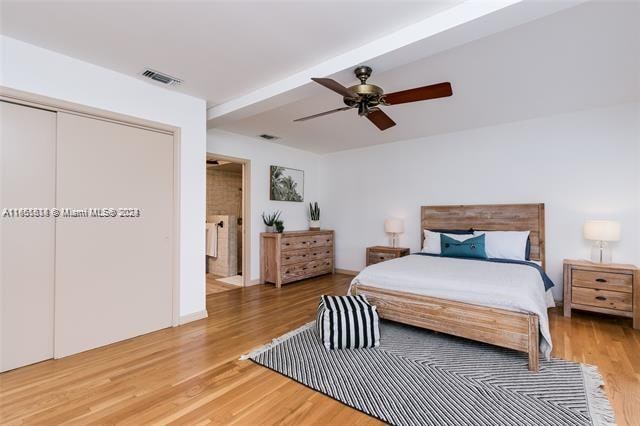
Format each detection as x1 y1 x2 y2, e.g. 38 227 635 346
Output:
244 321 615 426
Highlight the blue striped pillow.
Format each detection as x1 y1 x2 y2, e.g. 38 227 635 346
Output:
316 295 380 349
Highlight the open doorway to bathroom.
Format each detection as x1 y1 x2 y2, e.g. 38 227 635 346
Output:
205 153 250 294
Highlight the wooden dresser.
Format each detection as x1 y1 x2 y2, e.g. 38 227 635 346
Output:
260 230 334 288
366 246 410 266
563 259 639 329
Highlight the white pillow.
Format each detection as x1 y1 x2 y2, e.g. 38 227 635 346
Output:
422 230 475 255
473 230 529 261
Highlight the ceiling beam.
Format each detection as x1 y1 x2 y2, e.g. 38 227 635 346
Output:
207 0 584 125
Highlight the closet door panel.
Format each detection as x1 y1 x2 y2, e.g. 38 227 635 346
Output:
55 112 173 358
0 102 56 371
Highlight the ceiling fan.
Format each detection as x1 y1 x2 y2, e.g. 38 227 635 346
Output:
294 66 452 131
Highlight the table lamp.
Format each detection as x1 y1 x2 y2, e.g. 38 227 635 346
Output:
384 218 404 248
583 220 620 263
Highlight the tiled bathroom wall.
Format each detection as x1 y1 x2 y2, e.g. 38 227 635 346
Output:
206 166 242 275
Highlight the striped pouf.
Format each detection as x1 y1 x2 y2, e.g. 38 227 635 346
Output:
315 295 380 350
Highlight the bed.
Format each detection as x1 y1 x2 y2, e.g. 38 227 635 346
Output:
350 203 551 372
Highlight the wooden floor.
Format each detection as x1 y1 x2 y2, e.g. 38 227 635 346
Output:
206 273 240 294
1 274 639 425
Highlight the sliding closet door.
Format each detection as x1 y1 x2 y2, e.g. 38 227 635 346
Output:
0 102 56 372
55 112 173 358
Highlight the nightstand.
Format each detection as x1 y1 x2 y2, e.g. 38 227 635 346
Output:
563 259 639 329
366 246 410 266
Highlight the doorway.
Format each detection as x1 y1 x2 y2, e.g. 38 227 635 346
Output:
205 153 250 294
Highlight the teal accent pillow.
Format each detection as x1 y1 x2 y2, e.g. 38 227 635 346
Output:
440 234 487 259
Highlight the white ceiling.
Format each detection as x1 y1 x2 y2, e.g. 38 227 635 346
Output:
0 0 463 106
3 1 637 154
216 1 640 153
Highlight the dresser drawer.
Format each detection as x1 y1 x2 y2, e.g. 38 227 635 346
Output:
572 269 632 293
282 259 333 283
281 247 333 266
261 231 335 288
572 287 632 312
281 234 333 251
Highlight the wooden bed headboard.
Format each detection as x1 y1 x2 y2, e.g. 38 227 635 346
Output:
420 203 546 269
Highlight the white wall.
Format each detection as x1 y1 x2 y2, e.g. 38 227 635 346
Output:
1 36 207 319
207 129 324 282
6 35 635 308
321 102 640 299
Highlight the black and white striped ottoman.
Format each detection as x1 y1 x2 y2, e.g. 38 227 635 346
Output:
315 295 380 349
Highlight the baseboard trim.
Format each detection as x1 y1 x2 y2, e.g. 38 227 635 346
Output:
335 268 359 276
178 309 208 325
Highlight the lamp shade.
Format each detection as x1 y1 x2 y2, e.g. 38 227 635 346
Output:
583 220 621 241
384 218 404 234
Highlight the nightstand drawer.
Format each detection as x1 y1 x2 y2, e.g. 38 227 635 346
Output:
572 287 632 312
368 252 397 264
572 269 632 293
366 247 410 266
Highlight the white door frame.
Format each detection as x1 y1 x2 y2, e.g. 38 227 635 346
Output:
205 152 251 286
0 86 182 327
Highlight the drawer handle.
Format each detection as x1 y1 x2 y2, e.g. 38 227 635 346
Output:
285 243 290 246
379 256 385 260
595 296 607 301
303 267 308 270
595 278 607 283
285 257 290 260
313 240 317 243
302 254 307 257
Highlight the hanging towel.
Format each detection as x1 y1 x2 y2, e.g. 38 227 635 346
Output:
206 222 218 258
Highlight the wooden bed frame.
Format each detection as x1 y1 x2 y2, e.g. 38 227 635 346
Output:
352 203 546 372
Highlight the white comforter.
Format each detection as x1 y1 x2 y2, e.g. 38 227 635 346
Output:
350 255 554 359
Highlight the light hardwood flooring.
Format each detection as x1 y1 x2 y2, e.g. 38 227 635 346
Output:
1 274 639 425
206 273 240 294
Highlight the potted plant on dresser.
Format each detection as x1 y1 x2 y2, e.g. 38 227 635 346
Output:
309 202 320 230
262 211 281 233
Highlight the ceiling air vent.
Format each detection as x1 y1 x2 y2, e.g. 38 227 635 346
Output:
141 68 182 86
258 134 279 141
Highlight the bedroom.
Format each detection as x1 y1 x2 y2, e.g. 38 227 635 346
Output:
1 0 638 425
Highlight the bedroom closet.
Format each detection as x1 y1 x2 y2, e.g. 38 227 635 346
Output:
1 95 176 372
205 155 245 294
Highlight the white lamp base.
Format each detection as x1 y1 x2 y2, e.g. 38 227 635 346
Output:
389 234 399 248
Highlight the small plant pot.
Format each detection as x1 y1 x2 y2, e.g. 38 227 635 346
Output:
265 225 276 233
309 220 320 231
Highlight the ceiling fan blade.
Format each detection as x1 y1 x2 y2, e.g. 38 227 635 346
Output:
367 108 396 131
383 82 452 105
311 78 360 99
293 106 353 122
